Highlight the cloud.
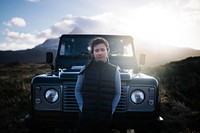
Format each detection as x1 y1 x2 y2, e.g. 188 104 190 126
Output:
2 9 200 51
4 17 26 27
5 30 36 43
1 13 127 50
0 29 43 50
49 13 125 36
36 13 126 40
182 0 200 10
0 42 35 51
180 0 200 24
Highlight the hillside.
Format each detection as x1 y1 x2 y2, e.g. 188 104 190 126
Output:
0 38 59 64
0 57 200 132
0 33 200 66
145 56 200 132
135 41 200 66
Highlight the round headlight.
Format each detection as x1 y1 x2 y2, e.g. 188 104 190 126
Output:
45 89 59 103
131 90 145 104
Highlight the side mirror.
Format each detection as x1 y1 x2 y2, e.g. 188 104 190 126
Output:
46 52 53 64
139 54 146 65
135 54 146 73
46 52 54 70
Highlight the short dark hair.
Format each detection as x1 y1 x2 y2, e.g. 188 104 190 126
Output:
89 37 110 53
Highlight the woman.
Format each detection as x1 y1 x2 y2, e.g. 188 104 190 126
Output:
75 37 121 133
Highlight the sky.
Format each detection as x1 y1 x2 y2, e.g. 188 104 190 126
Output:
0 0 200 51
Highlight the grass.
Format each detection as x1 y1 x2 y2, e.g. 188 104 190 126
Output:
0 63 50 107
159 87 200 133
0 62 199 133
145 57 200 133
0 63 50 133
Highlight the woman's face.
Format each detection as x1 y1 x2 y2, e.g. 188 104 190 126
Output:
93 43 108 62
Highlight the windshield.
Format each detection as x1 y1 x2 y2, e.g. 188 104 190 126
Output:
56 35 137 71
59 36 133 57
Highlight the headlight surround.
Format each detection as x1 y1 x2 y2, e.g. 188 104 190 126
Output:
45 88 59 103
131 90 145 104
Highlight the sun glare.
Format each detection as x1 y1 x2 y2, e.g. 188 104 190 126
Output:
122 6 183 46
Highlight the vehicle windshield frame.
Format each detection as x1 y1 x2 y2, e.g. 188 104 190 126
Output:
58 35 134 57
55 34 137 71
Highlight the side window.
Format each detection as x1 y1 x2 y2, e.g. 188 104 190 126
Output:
59 39 75 55
123 43 133 56
109 39 133 56
60 43 65 55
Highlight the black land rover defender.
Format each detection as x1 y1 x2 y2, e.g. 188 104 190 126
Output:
25 34 163 133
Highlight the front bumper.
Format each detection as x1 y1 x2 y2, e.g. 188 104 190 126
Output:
25 111 164 130
112 112 164 129
25 111 79 129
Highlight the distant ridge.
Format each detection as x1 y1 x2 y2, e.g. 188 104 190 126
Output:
135 42 200 66
0 38 59 64
0 28 200 65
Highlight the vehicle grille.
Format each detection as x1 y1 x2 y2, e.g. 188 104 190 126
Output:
116 83 127 112
63 78 127 112
63 79 79 112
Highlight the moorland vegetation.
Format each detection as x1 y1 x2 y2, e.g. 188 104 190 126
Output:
0 57 199 133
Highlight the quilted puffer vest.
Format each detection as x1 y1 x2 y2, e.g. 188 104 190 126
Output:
82 60 116 120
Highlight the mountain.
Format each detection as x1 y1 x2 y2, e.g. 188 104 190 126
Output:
69 27 85 34
0 27 85 64
0 28 200 65
34 38 59 51
134 41 200 66
0 38 59 64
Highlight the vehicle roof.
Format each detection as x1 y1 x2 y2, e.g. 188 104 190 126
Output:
60 34 134 39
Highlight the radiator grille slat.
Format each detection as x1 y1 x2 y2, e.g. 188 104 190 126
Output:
115 84 127 112
63 79 78 112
